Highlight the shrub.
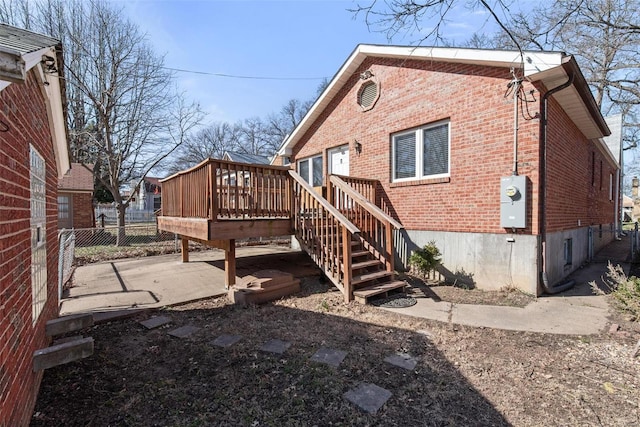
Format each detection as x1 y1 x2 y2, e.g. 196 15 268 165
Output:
590 262 640 322
409 241 442 277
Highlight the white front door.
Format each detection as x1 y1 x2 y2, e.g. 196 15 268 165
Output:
329 145 349 177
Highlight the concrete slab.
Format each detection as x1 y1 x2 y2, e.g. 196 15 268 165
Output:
60 246 309 316
384 353 418 371
212 334 242 348
139 316 172 329
383 298 452 323
310 347 347 368
344 383 392 414
167 325 201 338
93 309 146 324
260 339 291 354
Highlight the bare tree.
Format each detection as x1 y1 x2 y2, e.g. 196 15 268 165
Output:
2 0 203 244
167 121 241 174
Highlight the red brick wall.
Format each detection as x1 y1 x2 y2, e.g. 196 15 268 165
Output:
544 97 616 232
292 57 542 235
0 70 60 427
68 192 95 229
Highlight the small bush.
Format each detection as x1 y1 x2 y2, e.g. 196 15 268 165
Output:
590 262 640 322
409 241 442 278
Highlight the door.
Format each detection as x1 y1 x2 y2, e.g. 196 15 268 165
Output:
328 145 350 209
329 145 349 177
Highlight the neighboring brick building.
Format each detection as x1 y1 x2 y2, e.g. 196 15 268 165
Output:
278 45 617 295
0 24 69 426
58 163 95 229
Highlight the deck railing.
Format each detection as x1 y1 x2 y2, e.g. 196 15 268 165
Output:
334 175 378 205
160 158 291 220
290 170 360 302
328 175 403 272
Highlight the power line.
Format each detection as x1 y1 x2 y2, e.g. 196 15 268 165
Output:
161 66 327 81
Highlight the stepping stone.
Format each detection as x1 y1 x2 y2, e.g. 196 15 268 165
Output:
384 353 418 371
344 382 392 414
260 339 291 354
212 334 242 348
167 325 200 338
140 315 172 329
310 347 347 368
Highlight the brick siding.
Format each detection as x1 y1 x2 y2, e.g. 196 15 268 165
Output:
291 56 615 237
0 69 60 427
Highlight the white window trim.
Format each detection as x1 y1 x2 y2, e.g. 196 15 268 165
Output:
297 154 323 186
391 120 451 183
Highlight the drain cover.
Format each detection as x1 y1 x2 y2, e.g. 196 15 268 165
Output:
370 294 417 308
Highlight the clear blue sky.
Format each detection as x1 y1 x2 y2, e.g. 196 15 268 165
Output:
120 0 499 124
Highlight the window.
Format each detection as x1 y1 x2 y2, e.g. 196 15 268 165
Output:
298 154 323 187
358 81 379 110
153 196 161 211
609 173 613 201
392 121 450 182
563 238 573 266
591 152 595 186
58 195 70 221
30 145 47 324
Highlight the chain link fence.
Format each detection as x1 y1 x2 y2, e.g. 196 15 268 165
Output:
57 222 291 292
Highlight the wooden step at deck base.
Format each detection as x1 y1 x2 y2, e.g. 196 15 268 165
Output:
353 281 407 305
352 270 394 287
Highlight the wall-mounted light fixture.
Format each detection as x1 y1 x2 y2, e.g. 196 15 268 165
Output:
353 139 362 155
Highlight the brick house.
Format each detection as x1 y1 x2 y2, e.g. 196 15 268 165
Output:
278 44 617 295
57 163 95 229
0 24 69 426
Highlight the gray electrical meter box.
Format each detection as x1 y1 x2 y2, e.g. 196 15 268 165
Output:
500 175 526 228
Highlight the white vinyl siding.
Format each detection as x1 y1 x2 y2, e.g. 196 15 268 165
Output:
392 121 450 182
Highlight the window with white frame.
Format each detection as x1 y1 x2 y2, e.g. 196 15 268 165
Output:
298 154 323 187
392 121 450 182
30 145 48 324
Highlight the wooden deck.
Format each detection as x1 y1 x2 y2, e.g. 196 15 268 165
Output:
158 158 404 303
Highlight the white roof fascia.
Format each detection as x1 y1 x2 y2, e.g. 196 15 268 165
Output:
34 49 70 178
278 44 565 155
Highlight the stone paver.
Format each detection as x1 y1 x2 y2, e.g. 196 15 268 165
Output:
260 339 291 354
344 382 392 414
384 353 418 371
167 325 200 338
212 334 242 348
309 347 347 368
139 315 172 329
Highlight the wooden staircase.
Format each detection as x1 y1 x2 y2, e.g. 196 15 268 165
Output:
349 234 406 304
290 171 405 304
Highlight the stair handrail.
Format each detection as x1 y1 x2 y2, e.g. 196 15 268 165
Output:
329 175 403 230
290 171 360 234
289 170 359 302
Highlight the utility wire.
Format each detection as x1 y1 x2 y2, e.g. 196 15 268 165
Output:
161 66 327 81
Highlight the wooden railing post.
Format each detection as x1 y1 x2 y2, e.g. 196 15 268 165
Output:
342 226 353 303
385 221 394 272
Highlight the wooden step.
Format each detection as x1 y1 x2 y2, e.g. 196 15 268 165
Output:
352 270 393 287
351 259 382 270
353 280 407 305
351 250 370 258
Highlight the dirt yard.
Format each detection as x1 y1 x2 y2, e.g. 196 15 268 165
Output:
33 277 639 426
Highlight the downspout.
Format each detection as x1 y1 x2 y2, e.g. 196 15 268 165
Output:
539 72 576 294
